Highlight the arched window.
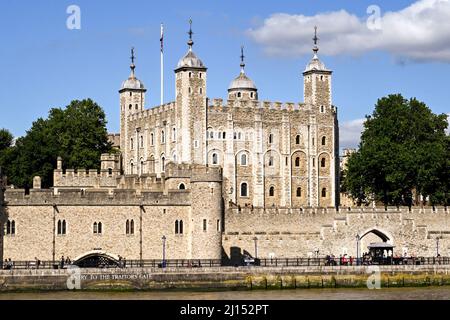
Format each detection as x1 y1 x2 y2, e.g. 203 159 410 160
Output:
130 92 132 97
135 104 138 110
269 134 273 144
212 153 218 165
161 130 165 144
140 136 144 148
130 138 134 150
223 132 226 139
130 220 134 235
322 136 326 146
62 220 66 235
295 157 300 167
57 220 62 235
140 160 144 174
93 222 98 234
268 156 274 167
129 104 132 110
179 183 186 190
237 92 241 98
241 154 247 166
130 162 134 174
189 72 192 78
240 183 248 197
6 220 10 235
321 158 326 168
173 128 176 141
179 220 184 234
173 153 177 163
175 220 179 234
269 186 275 197
150 133 154 146
296 187 302 197
322 188 327 198
210 131 214 139
251 92 254 98
296 135 300 145
149 155 155 173
199 73 202 78
98 222 102 234
238 132 242 140
199 88 203 94
126 220 130 235
161 156 165 172
321 105 325 113
108 168 113 176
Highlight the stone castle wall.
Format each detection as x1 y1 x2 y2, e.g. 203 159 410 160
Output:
1 165 223 262
222 206 450 262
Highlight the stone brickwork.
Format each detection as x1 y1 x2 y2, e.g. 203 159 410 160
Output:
1 164 223 261
223 206 450 261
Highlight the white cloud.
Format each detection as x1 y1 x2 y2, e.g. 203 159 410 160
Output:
340 118 364 149
247 0 450 62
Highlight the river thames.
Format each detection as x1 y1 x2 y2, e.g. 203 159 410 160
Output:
1 287 450 300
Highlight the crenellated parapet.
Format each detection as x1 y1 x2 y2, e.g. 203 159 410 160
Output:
128 102 176 122
4 187 190 206
208 98 310 113
229 206 449 216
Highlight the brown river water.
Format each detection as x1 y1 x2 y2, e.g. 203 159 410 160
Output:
1 287 450 300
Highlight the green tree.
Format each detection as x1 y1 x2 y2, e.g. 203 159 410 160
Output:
0 129 14 176
345 94 449 206
5 99 113 189
0 129 13 152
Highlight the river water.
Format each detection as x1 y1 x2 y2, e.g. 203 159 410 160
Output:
1 287 450 300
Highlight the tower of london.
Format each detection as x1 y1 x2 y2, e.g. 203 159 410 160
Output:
119 25 339 209
2 24 448 265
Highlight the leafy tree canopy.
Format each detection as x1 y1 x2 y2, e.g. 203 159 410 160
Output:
344 94 449 206
1 99 113 189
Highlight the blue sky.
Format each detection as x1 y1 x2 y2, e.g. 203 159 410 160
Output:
0 0 449 149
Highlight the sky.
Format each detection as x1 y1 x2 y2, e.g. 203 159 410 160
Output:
0 0 449 150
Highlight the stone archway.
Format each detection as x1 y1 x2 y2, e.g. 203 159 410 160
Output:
358 227 393 256
73 250 121 268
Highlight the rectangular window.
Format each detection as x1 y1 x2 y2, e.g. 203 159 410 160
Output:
194 140 199 148
217 219 221 232
203 219 207 232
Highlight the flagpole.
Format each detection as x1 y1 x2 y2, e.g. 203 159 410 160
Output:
160 23 164 106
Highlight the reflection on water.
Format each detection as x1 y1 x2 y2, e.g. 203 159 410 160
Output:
1 287 450 300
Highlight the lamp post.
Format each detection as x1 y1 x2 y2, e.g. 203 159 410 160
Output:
356 234 361 265
162 235 167 268
436 237 440 257
253 237 258 259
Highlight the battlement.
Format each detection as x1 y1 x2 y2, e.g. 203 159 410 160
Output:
165 163 222 183
208 98 337 115
128 102 176 122
229 206 449 216
209 99 312 113
4 187 191 206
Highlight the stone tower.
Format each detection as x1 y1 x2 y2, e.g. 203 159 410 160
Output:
303 27 332 109
189 167 223 260
227 46 258 101
302 27 337 207
119 48 147 175
174 20 208 165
